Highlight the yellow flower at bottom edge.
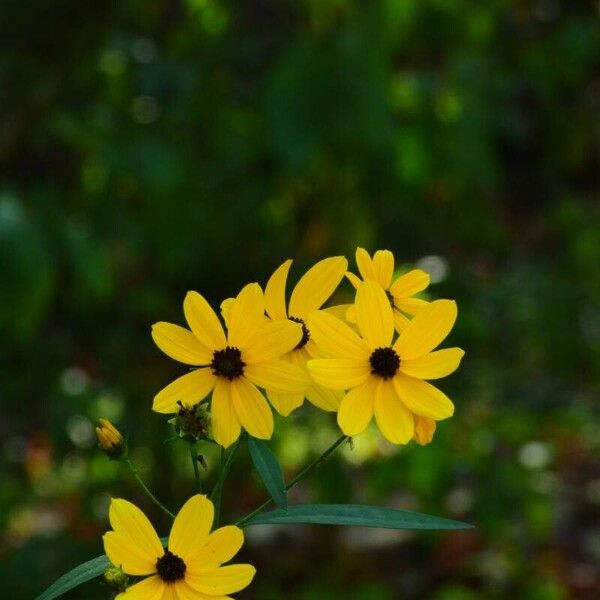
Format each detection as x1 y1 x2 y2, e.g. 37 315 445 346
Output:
307 280 464 444
151 283 307 448
346 248 431 331
104 495 255 599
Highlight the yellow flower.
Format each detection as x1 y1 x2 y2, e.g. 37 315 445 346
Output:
152 283 307 447
307 280 464 444
346 248 431 331
96 419 125 458
261 256 348 415
104 495 255 599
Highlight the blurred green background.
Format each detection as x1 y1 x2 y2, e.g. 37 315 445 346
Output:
1 0 599 598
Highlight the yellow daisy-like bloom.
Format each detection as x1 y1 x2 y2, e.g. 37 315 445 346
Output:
104 494 255 599
346 247 431 331
307 280 464 444
260 256 348 416
151 283 307 447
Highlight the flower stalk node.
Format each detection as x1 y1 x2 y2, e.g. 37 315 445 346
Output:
169 401 210 442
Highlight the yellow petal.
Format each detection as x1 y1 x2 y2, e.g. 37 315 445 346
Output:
107 498 164 569
305 384 343 412
191 526 244 568
158 585 179 600
183 291 227 350
337 377 377 436
414 416 436 445
244 360 307 393
220 298 234 329
392 310 410 332
152 323 212 366
389 269 430 298
231 377 273 439
287 346 311 367
267 389 304 416
264 259 291 321
393 297 429 316
345 303 357 324
168 495 214 563
153 369 216 414
211 379 241 448
307 358 370 390
393 373 454 420
186 564 256 595
243 320 302 364
173 581 231 600
306 310 370 359
400 348 464 380
394 299 457 359
103 532 158 576
288 256 348 318
355 280 394 348
371 250 394 289
355 247 376 281
227 283 265 349
322 303 354 322
373 380 414 444
345 271 362 290
118 575 165 599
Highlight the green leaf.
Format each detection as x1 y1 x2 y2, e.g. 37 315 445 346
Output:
35 538 169 600
242 504 473 530
247 436 287 509
34 554 110 600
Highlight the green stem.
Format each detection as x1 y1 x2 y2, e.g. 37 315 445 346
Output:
124 458 175 519
210 439 241 528
236 434 349 527
189 441 202 493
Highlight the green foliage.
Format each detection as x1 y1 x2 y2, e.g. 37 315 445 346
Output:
241 504 472 530
247 436 288 509
34 555 110 600
1 0 598 598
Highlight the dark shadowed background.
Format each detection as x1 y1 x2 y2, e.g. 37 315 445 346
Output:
1 1 599 598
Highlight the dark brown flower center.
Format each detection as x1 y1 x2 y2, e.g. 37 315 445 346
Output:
289 316 310 349
156 550 186 582
369 347 400 379
211 346 245 380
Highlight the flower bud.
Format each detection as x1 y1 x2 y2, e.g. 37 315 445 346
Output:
413 417 436 446
96 418 126 459
103 565 128 591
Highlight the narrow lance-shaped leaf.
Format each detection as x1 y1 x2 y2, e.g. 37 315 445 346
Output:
247 435 287 509
241 504 474 530
34 555 111 600
35 538 169 600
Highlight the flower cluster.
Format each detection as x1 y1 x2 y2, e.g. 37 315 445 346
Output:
152 248 463 448
104 495 254 599
96 247 464 600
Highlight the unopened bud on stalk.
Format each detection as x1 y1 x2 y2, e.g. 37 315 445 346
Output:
96 418 126 459
103 565 128 591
